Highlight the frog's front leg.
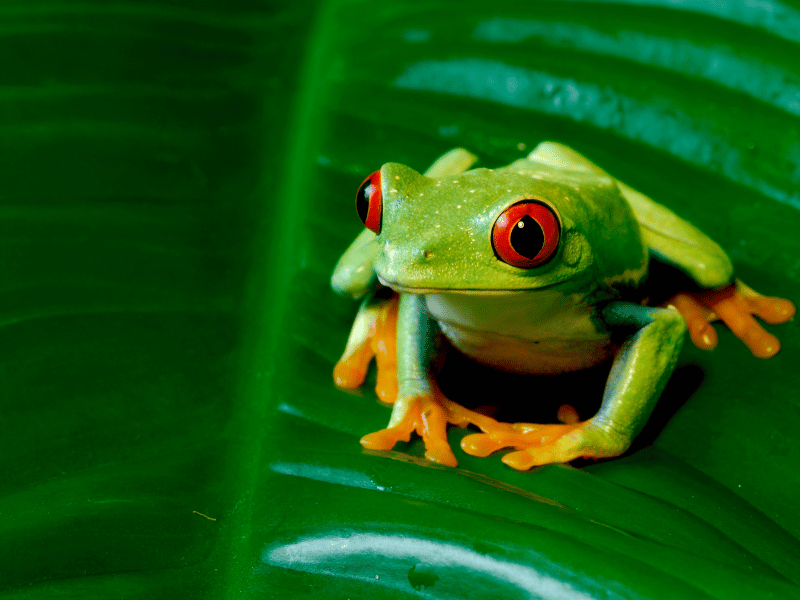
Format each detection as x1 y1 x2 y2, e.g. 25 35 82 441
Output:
359 294 467 467
461 304 686 470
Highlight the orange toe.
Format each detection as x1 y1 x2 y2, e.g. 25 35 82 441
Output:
360 429 403 451
502 450 538 471
668 293 718 351
423 440 458 467
742 327 780 359
749 296 796 325
460 433 507 457
669 284 793 358
688 317 718 350
333 342 372 388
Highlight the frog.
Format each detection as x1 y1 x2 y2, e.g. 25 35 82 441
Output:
331 142 795 470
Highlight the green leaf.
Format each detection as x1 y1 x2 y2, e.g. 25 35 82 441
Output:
2 1 799 599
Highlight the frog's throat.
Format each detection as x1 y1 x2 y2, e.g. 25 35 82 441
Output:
376 276 568 295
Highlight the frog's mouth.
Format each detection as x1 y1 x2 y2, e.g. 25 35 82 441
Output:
376 276 545 295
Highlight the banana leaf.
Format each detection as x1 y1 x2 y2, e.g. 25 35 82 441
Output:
2 1 799 598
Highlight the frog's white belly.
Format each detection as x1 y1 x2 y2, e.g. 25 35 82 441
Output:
424 290 615 375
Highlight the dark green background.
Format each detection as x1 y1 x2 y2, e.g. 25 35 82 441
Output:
2 1 799 598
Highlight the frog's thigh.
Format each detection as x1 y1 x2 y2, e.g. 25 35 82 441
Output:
593 303 687 447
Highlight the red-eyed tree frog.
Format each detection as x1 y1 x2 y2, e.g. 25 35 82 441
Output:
331 142 795 470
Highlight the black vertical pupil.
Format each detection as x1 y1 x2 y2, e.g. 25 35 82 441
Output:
356 180 373 224
509 215 544 258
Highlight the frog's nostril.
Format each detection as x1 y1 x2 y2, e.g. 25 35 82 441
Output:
423 250 434 259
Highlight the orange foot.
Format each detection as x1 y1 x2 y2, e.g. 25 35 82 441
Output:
360 388 504 468
333 293 399 404
360 389 612 470
360 390 460 467
459 403 625 470
668 280 795 358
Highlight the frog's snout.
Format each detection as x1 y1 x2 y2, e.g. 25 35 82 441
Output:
374 241 442 290
381 241 435 266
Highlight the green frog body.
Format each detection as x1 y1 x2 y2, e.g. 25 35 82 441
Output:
332 142 794 469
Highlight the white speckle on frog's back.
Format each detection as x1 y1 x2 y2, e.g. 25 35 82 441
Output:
425 290 614 374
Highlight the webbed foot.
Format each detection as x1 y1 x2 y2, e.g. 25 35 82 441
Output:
668 280 795 358
360 391 459 467
459 404 627 470
360 385 536 468
362 393 619 470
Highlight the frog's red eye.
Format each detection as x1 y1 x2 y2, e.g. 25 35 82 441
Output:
492 201 560 268
356 170 382 234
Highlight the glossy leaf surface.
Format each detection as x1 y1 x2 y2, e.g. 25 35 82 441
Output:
2 1 799 598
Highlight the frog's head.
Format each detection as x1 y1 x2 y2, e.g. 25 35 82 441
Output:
355 161 643 293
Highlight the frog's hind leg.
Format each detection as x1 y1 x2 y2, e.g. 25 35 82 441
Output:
668 279 795 358
333 291 399 404
460 304 687 470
